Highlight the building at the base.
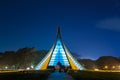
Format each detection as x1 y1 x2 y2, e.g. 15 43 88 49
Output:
35 27 84 70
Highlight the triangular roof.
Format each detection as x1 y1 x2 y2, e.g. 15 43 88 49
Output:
35 27 84 70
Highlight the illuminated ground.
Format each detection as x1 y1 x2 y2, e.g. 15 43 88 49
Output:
0 70 52 80
0 70 120 80
69 70 120 80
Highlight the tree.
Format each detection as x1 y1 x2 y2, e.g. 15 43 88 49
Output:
96 56 120 70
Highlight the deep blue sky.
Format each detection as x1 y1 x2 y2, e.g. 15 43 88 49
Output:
0 0 120 60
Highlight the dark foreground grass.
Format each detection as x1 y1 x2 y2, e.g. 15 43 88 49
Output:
0 70 52 80
69 70 120 80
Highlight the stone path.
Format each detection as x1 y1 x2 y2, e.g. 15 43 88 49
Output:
47 71 74 80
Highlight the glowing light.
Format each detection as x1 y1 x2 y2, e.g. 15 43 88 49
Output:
31 65 34 69
48 40 70 66
26 67 30 70
35 28 85 70
104 66 108 69
94 68 99 71
112 66 115 69
118 65 120 69
5 66 8 69
64 44 84 70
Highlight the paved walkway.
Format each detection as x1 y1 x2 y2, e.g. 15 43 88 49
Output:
47 71 74 80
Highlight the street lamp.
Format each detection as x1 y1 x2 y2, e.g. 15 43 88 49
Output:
104 66 108 69
26 67 30 70
94 68 99 71
118 65 120 69
112 66 115 69
5 66 8 69
31 65 34 69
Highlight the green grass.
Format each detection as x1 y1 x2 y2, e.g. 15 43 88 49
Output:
69 70 120 80
0 70 52 80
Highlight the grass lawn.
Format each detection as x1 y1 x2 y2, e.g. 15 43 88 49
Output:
0 70 52 80
69 70 120 80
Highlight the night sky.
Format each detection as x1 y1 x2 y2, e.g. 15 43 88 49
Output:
0 0 120 60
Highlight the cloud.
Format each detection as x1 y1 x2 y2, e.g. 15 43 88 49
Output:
96 17 120 31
